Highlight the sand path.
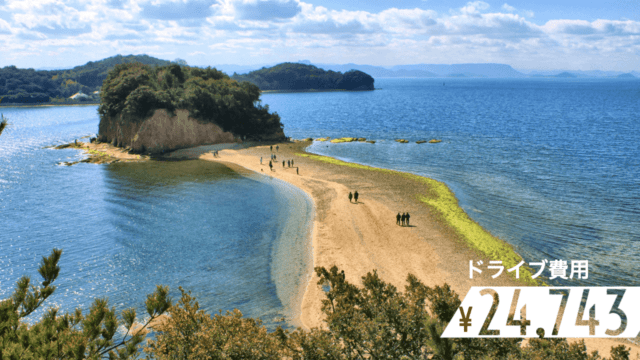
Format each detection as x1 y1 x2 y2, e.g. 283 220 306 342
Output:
177 142 519 329
77 140 640 357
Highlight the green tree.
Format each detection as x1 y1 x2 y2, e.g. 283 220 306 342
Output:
0 249 171 359
146 287 282 359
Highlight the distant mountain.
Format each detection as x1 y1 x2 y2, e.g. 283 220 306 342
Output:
554 72 577 78
390 63 525 78
314 64 398 78
519 69 640 78
64 54 172 88
312 63 524 78
207 64 272 75
1 54 173 105
232 63 374 91
617 73 636 78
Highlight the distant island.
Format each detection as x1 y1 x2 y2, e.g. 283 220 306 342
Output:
0 55 173 105
98 63 284 154
231 63 374 91
617 73 636 78
2 55 638 107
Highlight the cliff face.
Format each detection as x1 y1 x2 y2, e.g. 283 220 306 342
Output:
98 109 240 154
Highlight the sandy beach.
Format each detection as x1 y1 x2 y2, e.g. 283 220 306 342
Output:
72 140 640 357
170 141 528 325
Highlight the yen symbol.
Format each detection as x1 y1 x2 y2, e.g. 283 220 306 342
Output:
459 306 472 332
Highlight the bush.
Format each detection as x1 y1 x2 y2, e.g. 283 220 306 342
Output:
1 253 631 359
0 249 171 359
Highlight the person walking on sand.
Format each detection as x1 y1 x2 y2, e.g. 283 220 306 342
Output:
296 167 299 175
276 145 279 152
287 160 290 167
401 213 406 226
348 192 353 203
291 159 294 167
282 160 285 167
270 145 273 152
396 212 401 225
269 161 273 171
354 191 359 203
260 157 262 164
406 213 411 226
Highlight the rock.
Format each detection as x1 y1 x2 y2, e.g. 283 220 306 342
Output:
395 139 409 143
330 137 357 143
416 140 427 144
98 109 238 154
366 140 376 144
429 139 442 143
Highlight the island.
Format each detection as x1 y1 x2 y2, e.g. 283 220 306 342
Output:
0 55 173 105
97 63 285 154
231 63 374 91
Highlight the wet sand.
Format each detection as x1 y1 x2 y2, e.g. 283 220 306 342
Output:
190 141 523 328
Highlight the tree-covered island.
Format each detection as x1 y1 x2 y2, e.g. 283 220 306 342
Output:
97 63 285 154
232 63 375 91
0 55 174 105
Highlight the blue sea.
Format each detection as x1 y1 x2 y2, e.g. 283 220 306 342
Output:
261 78 640 287
1 78 639 325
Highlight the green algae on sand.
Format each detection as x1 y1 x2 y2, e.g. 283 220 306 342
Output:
296 152 541 285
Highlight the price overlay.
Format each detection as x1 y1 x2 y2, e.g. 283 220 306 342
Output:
442 287 640 338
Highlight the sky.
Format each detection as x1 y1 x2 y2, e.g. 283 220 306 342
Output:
0 0 638 71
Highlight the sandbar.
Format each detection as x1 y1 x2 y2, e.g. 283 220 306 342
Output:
68 139 640 357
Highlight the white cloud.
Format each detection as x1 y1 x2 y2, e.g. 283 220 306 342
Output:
0 18 13 34
502 3 516 13
460 1 490 16
0 0 637 70
543 19 640 36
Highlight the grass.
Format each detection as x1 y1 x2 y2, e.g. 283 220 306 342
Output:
330 137 356 143
296 152 542 285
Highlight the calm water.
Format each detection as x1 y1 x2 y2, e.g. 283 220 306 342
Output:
1 78 639 323
0 106 313 326
262 78 640 287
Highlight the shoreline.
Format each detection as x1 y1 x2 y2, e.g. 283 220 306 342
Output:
187 141 527 329
0 102 99 108
62 139 640 357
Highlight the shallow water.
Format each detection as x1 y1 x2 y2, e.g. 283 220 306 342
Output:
0 106 312 327
262 78 640 287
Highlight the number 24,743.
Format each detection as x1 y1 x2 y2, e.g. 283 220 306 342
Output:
466 288 628 337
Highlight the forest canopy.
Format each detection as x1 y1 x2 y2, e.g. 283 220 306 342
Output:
98 62 283 138
232 63 375 91
0 55 172 104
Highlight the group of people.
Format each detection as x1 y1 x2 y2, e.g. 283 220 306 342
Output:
260 154 278 164
212 150 220 157
262 147 299 175
396 212 411 226
348 191 359 203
